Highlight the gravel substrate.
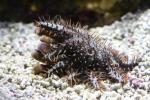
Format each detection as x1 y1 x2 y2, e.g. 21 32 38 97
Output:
0 9 150 100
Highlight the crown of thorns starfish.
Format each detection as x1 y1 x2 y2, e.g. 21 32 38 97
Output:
32 16 139 91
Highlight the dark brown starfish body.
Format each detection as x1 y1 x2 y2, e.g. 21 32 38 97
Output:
32 17 139 90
